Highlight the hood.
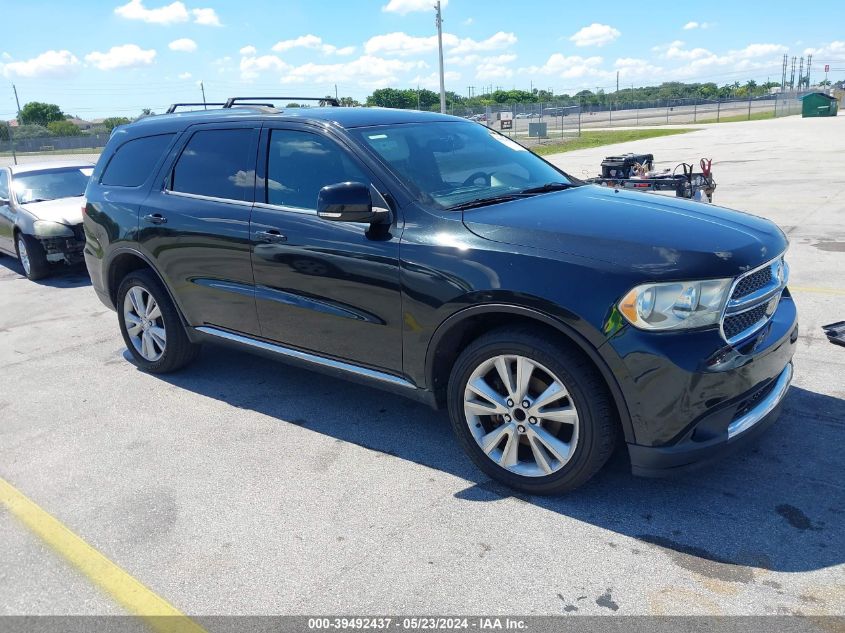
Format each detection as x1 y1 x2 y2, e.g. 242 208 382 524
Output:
463 185 788 280
19 197 84 226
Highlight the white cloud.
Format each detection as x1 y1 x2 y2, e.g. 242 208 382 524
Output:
240 54 290 81
804 40 845 58
192 7 221 26
278 56 427 88
1 52 12 61
382 0 447 14
2 50 80 78
178 71 192 79
239 45 257 56
85 44 157 70
521 54 606 79
614 57 664 80
463 18 473 26
365 31 516 57
169 38 197 52
271 35 355 56
683 21 713 30
114 1 220 26
569 23 620 47
410 70 461 89
114 0 189 24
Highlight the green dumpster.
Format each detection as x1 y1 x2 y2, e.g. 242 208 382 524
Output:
800 92 839 118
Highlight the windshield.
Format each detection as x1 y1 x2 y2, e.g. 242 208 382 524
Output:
351 122 571 210
12 167 93 204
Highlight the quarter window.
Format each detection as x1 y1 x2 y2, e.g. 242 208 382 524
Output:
0 170 8 199
266 130 369 209
101 134 174 187
170 129 255 201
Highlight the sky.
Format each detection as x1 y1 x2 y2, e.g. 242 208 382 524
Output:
0 0 843 119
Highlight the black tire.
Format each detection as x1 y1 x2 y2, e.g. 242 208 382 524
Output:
16 232 50 281
447 327 617 495
117 269 200 373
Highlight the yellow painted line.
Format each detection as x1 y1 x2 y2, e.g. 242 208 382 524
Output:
0 477 207 633
790 285 845 296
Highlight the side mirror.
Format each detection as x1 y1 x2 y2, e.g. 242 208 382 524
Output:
317 182 390 225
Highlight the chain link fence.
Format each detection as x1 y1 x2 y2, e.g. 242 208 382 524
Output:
446 91 808 148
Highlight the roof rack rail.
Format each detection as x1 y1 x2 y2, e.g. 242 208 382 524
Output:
166 102 226 114
223 96 340 108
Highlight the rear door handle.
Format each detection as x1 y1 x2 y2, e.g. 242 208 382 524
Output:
143 213 167 225
254 229 287 243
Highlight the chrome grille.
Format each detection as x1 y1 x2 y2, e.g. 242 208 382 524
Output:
733 266 772 299
721 255 787 345
724 303 769 339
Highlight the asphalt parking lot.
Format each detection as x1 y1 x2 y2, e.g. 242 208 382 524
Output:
1 114 843 619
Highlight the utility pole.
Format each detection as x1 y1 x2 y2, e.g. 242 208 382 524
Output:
789 57 796 90
806 54 812 88
335 84 338 100
12 84 22 120
798 56 804 91
200 81 207 109
781 54 788 90
434 1 446 114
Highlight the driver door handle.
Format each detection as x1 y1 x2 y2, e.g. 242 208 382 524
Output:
254 229 287 243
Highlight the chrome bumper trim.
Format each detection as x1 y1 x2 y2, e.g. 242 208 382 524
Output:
727 363 793 439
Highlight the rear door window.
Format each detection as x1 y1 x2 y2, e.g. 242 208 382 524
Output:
170 129 255 202
101 134 175 187
0 170 8 199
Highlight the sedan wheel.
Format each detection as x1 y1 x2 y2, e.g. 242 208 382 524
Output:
123 285 167 362
463 354 579 477
17 237 31 277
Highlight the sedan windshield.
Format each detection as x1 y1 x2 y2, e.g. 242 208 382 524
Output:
12 167 93 204
351 122 572 210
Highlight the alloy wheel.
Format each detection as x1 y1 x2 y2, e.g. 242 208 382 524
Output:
123 285 166 362
17 237 31 277
463 354 580 477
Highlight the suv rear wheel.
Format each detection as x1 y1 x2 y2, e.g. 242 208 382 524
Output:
447 328 617 494
117 269 200 373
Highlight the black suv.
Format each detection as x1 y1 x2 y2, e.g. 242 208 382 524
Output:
84 98 797 493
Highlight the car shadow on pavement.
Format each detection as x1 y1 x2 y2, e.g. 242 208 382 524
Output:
154 344 844 576
0 257 90 288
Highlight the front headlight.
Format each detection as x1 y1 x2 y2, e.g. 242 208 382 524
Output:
32 221 74 238
618 278 732 331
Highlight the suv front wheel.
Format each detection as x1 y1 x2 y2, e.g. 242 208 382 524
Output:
448 328 617 494
117 269 200 373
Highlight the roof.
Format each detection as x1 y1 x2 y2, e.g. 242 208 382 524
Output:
126 105 465 134
9 160 95 175
799 92 837 101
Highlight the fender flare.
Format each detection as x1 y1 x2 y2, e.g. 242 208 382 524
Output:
105 246 195 335
425 303 635 443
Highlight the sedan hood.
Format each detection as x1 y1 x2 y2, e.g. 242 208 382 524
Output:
20 197 84 226
463 185 787 279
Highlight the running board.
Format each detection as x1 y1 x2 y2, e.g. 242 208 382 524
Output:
195 326 416 390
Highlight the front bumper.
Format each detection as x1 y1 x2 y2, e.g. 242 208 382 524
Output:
39 224 86 265
628 362 793 476
601 290 798 476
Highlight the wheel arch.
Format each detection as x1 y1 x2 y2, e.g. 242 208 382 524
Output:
106 248 193 333
425 304 635 443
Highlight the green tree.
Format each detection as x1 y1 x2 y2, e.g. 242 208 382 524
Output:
9 124 52 139
101 117 131 131
47 120 82 136
19 102 65 126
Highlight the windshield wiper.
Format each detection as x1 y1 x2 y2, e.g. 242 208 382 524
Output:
518 182 573 194
447 194 523 212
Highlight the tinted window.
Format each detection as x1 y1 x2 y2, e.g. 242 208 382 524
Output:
0 171 8 199
101 134 174 187
171 129 255 201
266 130 369 209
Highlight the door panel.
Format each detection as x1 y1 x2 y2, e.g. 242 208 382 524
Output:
250 126 403 372
138 124 261 335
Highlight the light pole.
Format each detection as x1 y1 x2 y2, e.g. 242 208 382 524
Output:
435 1 446 114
